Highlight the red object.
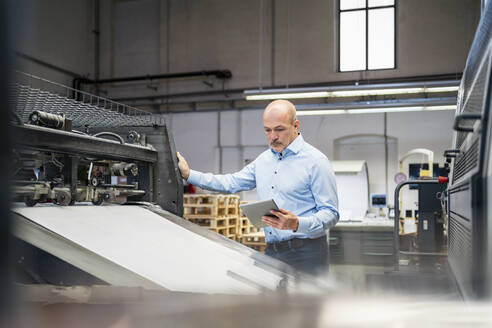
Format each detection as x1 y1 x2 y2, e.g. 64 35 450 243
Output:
438 176 448 183
187 184 196 194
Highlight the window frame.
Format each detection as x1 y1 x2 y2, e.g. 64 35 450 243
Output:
338 0 397 72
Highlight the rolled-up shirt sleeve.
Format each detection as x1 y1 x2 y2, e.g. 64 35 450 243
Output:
296 158 339 234
187 161 257 194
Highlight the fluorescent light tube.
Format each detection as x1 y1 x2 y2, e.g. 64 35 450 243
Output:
328 88 424 97
245 85 459 100
425 86 460 93
296 105 456 116
347 107 424 114
423 105 457 111
246 91 329 100
297 110 347 116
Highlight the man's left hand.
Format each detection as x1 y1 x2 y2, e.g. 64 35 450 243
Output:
262 208 299 231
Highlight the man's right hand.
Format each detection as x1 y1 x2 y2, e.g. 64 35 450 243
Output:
176 152 190 180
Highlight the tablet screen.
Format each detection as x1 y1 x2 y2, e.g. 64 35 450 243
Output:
239 199 279 229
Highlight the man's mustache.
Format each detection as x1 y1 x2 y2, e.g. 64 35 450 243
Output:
270 141 282 146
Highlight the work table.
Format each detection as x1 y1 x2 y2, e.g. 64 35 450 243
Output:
329 217 395 266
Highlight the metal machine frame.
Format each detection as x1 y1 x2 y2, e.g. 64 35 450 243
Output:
445 3 492 299
9 71 183 216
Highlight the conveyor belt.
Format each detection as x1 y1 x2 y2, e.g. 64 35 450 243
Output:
11 204 299 294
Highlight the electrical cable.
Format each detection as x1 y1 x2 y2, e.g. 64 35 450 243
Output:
92 132 125 144
51 153 64 170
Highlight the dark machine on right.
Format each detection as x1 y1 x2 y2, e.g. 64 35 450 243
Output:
441 4 491 299
394 4 492 300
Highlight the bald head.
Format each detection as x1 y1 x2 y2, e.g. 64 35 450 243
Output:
262 100 300 153
263 99 297 125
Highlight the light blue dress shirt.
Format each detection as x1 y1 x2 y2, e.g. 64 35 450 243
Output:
187 134 339 243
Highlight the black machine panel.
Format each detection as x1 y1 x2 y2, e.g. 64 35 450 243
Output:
448 3 492 299
9 71 183 217
417 183 445 252
91 125 183 216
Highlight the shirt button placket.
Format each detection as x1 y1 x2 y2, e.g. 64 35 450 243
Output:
273 156 281 191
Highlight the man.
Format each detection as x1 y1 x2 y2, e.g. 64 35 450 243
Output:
176 100 339 274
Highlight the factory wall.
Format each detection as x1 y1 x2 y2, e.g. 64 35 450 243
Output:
12 0 480 106
13 0 96 86
101 0 475 207
99 0 479 99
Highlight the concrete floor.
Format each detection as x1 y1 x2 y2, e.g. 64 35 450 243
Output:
328 255 461 299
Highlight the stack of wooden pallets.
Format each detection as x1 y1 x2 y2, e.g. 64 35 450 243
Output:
239 231 266 253
183 194 240 240
183 195 267 252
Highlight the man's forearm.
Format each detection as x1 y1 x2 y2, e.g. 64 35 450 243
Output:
187 170 230 193
187 170 254 194
296 208 339 234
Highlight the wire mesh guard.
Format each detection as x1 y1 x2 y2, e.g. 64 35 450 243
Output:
9 71 164 128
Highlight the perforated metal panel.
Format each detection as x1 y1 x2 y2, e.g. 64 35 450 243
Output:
460 5 492 111
456 57 490 148
9 71 163 128
448 216 472 268
448 214 473 296
453 138 480 183
449 3 492 299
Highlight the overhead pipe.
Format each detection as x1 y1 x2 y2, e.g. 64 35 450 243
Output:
72 70 232 93
15 51 80 78
112 73 462 103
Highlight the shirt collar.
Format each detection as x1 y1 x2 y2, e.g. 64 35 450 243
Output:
270 133 304 156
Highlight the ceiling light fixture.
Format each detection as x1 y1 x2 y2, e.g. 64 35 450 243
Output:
346 106 424 114
246 91 329 100
295 105 456 116
244 80 460 101
295 109 347 116
424 105 457 111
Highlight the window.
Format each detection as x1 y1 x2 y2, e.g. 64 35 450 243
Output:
339 0 395 72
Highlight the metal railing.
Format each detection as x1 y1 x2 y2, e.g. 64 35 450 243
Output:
9 71 164 128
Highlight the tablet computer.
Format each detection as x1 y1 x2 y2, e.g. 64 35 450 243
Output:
239 199 279 229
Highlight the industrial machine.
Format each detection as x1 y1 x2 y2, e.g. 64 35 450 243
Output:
9 72 182 214
8 71 304 294
445 2 492 300
394 149 448 259
393 4 492 300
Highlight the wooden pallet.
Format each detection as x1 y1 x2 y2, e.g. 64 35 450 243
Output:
185 216 238 238
183 194 240 217
183 194 240 240
210 226 237 240
239 218 258 236
185 216 237 229
240 232 266 253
